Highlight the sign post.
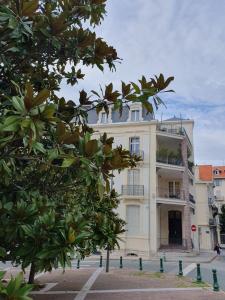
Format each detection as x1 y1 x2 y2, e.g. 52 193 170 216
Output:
191 225 197 232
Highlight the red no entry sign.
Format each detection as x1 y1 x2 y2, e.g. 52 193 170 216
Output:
191 225 197 232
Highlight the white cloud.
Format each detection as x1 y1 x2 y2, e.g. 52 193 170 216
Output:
59 0 225 164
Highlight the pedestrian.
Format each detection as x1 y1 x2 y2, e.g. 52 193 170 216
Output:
214 243 222 255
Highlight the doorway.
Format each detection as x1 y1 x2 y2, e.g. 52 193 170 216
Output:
168 210 182 245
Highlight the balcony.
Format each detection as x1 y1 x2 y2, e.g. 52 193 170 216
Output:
157 188 184 200
157 156 183 166
157 124 192 149
188 161 194 175
121 185 144 196
130 150 144 160
209 218 217 226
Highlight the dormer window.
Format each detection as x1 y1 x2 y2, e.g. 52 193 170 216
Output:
100 112 108 123
214 169 221 175
131 109 140 122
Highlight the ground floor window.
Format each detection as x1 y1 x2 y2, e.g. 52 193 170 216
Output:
126 205 140 236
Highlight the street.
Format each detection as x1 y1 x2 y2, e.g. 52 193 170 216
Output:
1 254 225 291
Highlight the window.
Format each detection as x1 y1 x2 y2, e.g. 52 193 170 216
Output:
129 137 140 155
100 112 108 123
131 110 140 121
128 169 140 185
126 205 140 236
214 179 222 187
169 181 181 198
214 169 221 175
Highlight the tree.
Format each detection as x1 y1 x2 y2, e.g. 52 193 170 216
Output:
0 0 174 283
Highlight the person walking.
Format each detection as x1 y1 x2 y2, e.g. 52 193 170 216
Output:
214 243 222 255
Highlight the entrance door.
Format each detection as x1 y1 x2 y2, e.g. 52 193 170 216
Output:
168 211 182 245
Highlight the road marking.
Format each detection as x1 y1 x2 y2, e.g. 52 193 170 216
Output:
34 272 45 279
40 283 58 292
74 267 102 300
31 287 204 295
183 263 196 276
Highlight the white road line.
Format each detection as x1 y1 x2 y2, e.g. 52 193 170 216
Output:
34 272 45 279
183 263 196 276
31 287 203 295
40 282 58 292
74 267 103 300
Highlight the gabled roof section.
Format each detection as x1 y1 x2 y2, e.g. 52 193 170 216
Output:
199 165 213 181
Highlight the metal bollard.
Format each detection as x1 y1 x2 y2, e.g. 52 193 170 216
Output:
99 255 103 268
77 259 80 269
120 256 123 269
196 263 202 283
139 257 143 271
212 269 219 292
160 258 164 273
178 260 183 276
163 252 166 262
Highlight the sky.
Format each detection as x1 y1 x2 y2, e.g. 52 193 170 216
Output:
60 0 225 165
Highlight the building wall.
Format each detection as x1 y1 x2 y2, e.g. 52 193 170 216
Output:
91 115 195 255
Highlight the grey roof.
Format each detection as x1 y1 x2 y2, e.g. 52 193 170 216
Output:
165 115 189 121
86 106 154 124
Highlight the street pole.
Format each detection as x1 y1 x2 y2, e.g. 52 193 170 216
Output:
106 244 110 273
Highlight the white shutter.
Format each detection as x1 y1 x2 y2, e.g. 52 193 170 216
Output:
126 205 140 236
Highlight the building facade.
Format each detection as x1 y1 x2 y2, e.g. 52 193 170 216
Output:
195 165 219 250
88 104 197 255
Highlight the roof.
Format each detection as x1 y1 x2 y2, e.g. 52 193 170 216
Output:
213 166 225 179
86 106 154 124
198 165 213 181
165 115 190 121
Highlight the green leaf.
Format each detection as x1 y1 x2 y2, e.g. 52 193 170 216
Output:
61 158 76 168
0 247 6 258
33 89 50 107
0 116 21 132
131 82 141 94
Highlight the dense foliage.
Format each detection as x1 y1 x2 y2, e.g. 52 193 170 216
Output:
0 0 173 283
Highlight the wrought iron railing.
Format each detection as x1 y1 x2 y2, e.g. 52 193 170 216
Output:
156 155 183 166
189 193 196 204
121 185 144 196
157 188 184 200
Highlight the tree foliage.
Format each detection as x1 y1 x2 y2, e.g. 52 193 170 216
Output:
0 0 174 282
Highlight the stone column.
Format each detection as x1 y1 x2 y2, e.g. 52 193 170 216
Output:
181 139 192 250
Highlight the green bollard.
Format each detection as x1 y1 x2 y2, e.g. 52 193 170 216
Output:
178 260 183 276
163 252 166 262
77 259 80 269
99 255 103 268
212 269 219 292
139 257 143 271
196 263 202 283
120 256 123 269
160 258 164 273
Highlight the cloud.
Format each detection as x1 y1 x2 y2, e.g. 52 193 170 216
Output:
59 0 225 165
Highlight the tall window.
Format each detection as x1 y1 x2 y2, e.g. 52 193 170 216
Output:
100 112 108 123
131 109 140 121
129 137 140 155
126 205 140 236
169 181 180 198
128 169 140 185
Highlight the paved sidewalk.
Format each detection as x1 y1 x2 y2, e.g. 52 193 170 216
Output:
25 267 225 300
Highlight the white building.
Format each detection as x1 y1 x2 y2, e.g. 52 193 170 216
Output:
88 104 197 255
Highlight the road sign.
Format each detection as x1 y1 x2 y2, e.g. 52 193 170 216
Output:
191 225 197 232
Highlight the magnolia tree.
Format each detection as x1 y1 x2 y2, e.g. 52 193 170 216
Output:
0 0 174 283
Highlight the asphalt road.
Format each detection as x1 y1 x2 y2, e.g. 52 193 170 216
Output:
1 254 225 291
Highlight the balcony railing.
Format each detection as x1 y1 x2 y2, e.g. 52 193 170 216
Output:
156 155 183 166
121 185 144 196
157 188 184 200
209 218 217 226
130 150 144 160
188 161 194 174
189 193 196 204
157 124 192 148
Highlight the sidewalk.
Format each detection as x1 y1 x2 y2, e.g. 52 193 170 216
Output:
87 250 217 263
24 267 225 300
